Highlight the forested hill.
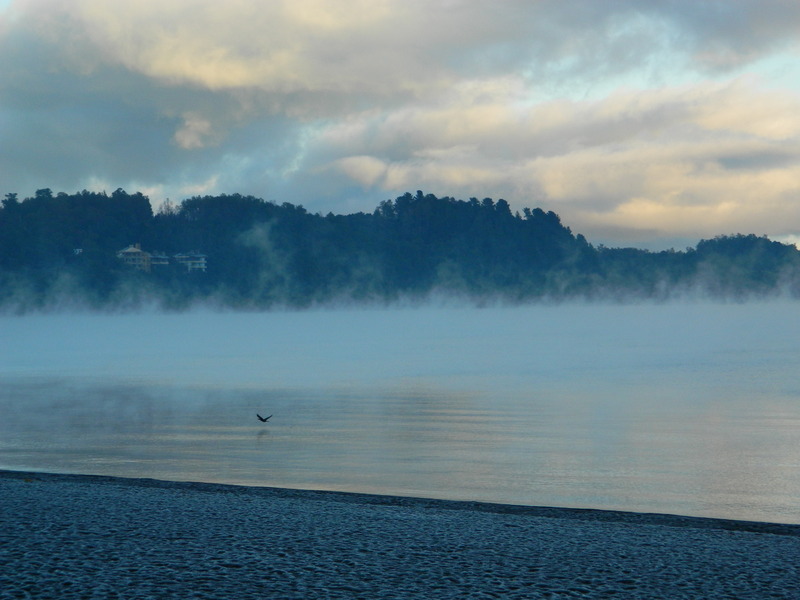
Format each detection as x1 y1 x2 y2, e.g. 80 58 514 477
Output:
2 188 799 311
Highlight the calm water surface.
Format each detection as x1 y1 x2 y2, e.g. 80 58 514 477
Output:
2 302 799 523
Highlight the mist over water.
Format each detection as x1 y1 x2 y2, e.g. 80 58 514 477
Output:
2 302 799 523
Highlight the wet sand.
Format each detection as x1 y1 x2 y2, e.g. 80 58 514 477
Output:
1 469 799 599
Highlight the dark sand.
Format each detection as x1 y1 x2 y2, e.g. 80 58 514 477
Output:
2 470 799 599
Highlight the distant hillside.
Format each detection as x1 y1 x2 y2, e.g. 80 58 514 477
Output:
2 188 799 311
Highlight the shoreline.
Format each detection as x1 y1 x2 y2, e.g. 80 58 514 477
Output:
3 468 800 537
3 469 800 598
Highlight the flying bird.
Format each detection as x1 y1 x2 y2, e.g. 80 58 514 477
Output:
257 413 273 422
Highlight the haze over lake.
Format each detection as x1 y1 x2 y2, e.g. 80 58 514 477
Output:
2 302 799 524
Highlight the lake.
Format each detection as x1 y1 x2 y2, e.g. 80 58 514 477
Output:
2 302 799 524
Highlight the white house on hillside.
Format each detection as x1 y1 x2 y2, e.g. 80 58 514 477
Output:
174 252 207 272
116 244 151 272
117 244 206 273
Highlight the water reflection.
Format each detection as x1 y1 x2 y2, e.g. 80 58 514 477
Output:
2 303 800 524
2 374 800 523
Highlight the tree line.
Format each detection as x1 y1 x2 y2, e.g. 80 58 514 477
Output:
2 188 799 311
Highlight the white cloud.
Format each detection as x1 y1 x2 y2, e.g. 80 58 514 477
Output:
3 0 800 246
334 156 388 188
307 77 800 240
173 113 217 150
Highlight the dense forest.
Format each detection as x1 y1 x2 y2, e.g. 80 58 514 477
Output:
1 188 799 311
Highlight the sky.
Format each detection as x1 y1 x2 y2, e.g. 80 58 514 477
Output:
2 0 800 249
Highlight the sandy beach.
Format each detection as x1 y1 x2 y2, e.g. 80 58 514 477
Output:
1 470 799 599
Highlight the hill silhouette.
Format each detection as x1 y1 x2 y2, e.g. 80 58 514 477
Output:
2 188 799 311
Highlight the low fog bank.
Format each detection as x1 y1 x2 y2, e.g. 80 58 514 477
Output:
3 300 798 392
2 273 800 317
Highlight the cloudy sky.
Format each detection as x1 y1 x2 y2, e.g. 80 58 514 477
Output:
2 0 800 248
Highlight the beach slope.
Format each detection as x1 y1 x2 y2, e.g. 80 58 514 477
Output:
1 470 798 599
